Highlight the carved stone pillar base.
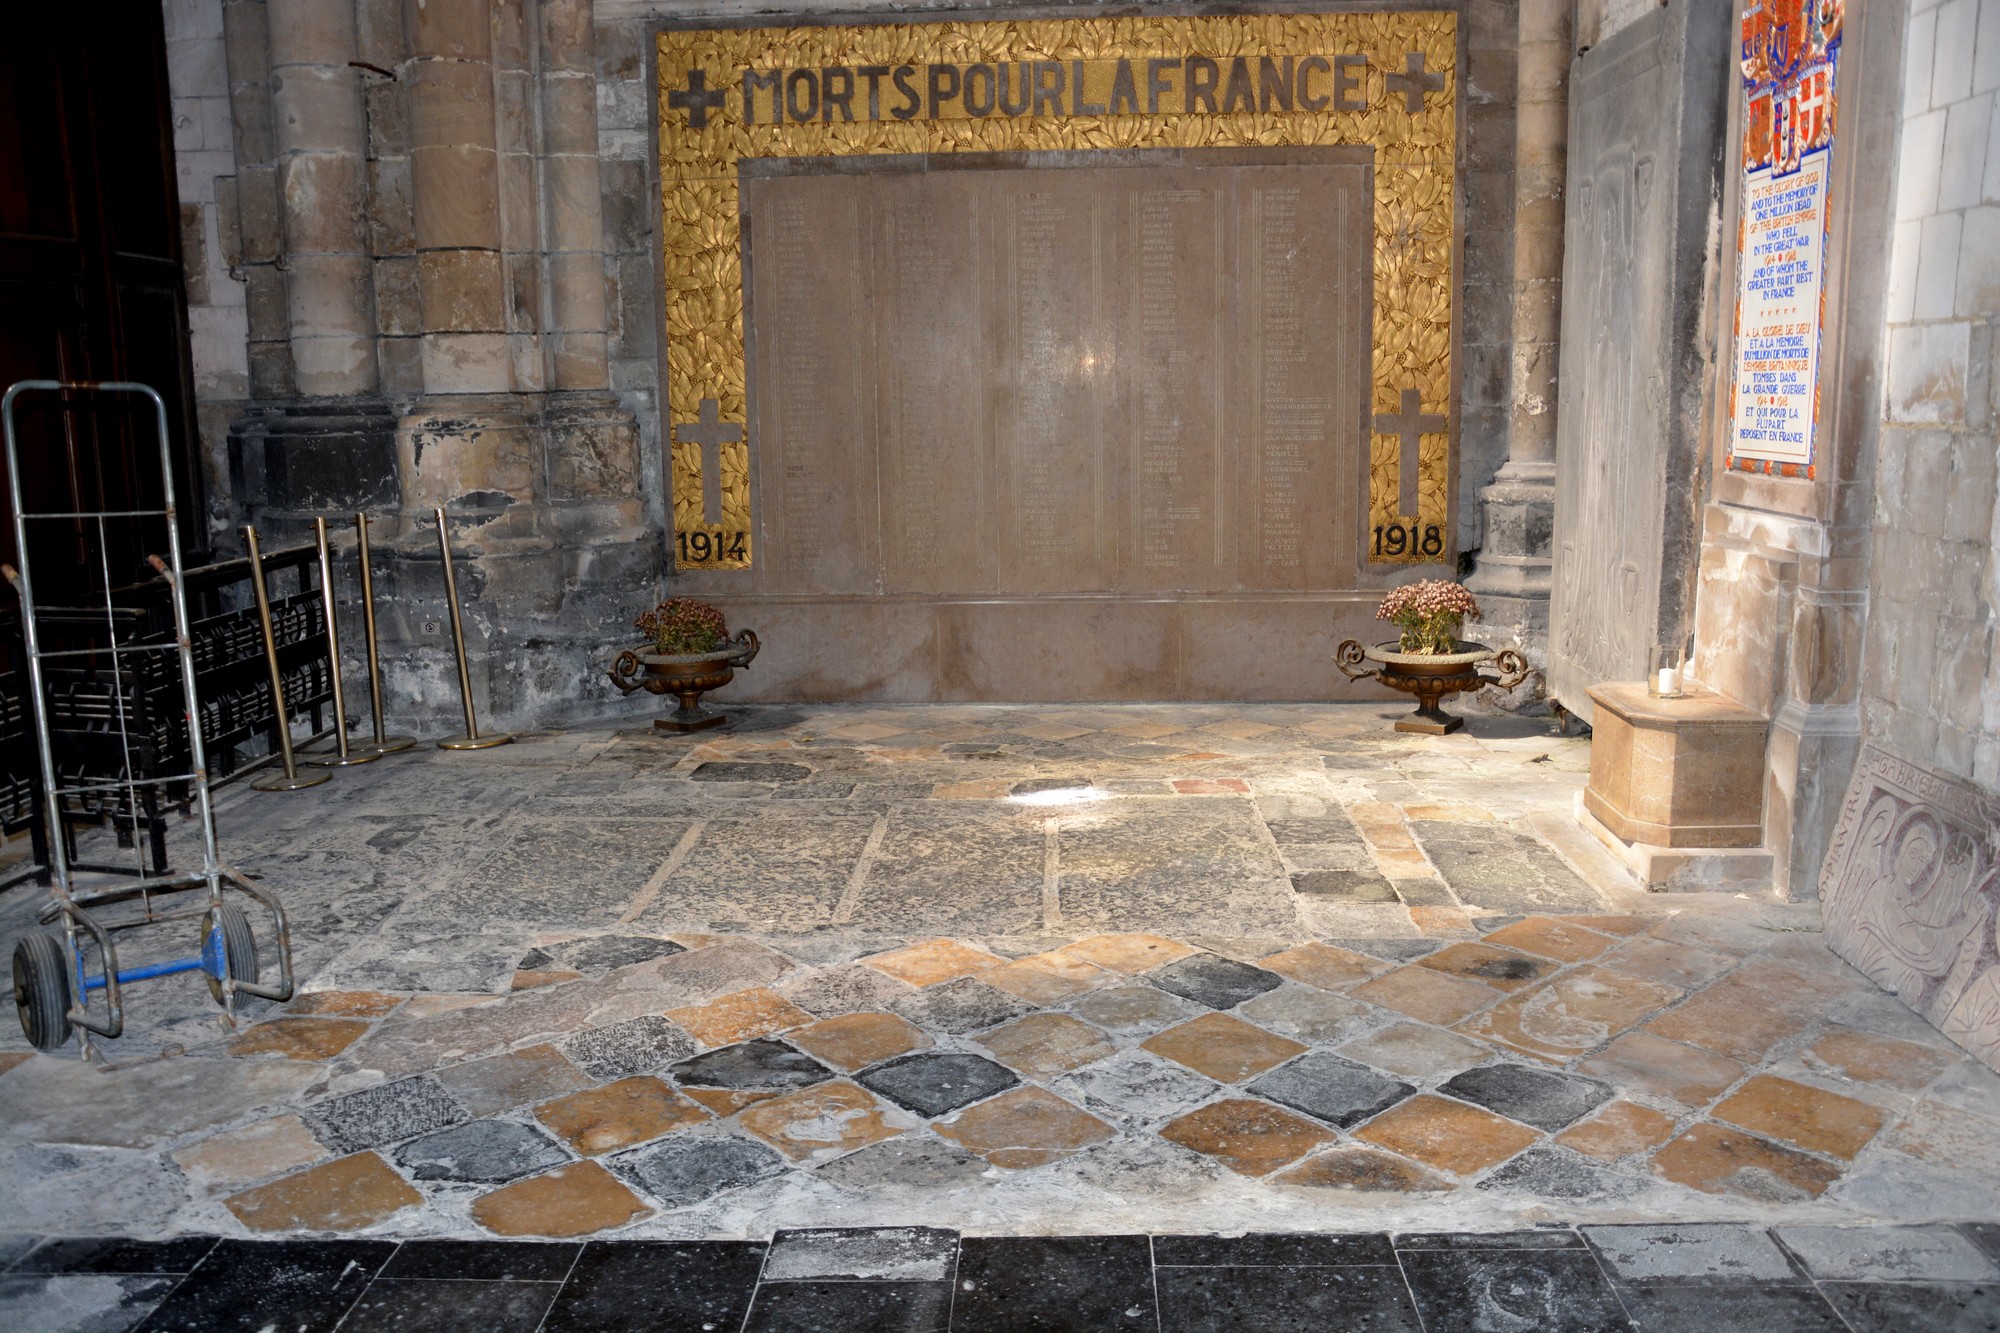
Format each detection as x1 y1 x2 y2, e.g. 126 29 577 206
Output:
228 399 399 535
1466 462 1555 639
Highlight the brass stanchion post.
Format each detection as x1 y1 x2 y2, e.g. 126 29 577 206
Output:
245 526 329 791
434 507 511 750
349 512 413 755
300 516 378 766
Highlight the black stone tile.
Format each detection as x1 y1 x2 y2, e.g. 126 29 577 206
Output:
301 1076 468 1154
1290 870 1400 903
393 1119 572 1183
1245 1053 1415 1129
337 1279 559 1332
1437 1063 1613 1132
540 1240 764 1333
1965 1224 2000 1267
951 1235 1156 1331
1148 955 1285 1010
0 1234 42 1270
15 1236 217 1274
1152 1233 1395 1266
858 1052 1019 1117
1820 1280 2000 1332
0 1272 178 1332
1476 1148 1639 1200
670 1038 832 1090
890 978 1035 1036
1397 1248 1627 1333
551 934 686 974
691 761 811 783
379 1240 580 1282
1616 1283 1847 1332
609 1134 789 1208
1330 938 1441 963
1156 1264 1423 1333
134 1238 396 1333
745 1280 953 1332
764 1227 958 1281
1395 1230 1587 1251
561 1016 699 1081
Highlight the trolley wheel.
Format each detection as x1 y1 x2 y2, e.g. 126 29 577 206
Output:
202 903 259 1005
13 932 73 1052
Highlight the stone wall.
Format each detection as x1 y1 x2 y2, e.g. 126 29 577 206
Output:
1863 0 2000 786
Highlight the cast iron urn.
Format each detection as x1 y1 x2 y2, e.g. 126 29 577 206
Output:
608 631 760 732
1334 639 1527 735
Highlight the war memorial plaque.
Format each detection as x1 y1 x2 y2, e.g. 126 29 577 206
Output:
657 15 1459 698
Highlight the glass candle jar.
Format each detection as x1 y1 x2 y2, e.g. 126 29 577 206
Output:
1649 645 1686 699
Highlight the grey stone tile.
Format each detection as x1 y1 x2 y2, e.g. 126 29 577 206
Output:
1264 814 1365 845
1337 1022 1490 1080
1247 1052 1414 1129
1330 938 1441 963
1067 984 1201 1037
1964 1224 2000 1267
858 1053 1018 1118
407 817 696 929
1148 954 1285 1010
1584 1224 1801 1285
1615 1284 1848 1332
691 761 812 783
889 977 1033 1036
1236 986 1376 1044
846 807 1045 935
813 1135 990 1191
1474 1148 1639 1201
1820 1280 2000 1333
0 1273 178 1333
763 1226 958 1281
546 935 685 975
1411 821 1606 913
650 816 881 931
1011 777 1094 796
302 1076 469 1154
1392 878 1458 907
1776 1225 2000 1282
670 1039 832 1091
779 963 918 1017
560 1016 699 1081
1057 805 1297 937
609 1134 789 1209
1050 1049 1217 1126
392 1120 572 1184
1437 1063 1613 1132
1291 870 1399 902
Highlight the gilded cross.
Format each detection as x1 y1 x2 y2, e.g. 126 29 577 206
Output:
1385 51 1445 114
668 68 727 130
674 398 742 526
1375 389 1447 518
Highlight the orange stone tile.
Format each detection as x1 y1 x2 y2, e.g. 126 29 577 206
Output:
1400 802 1495 822
933 1086 1114 1168
1458 966 1684 1063
1642 976 1811 1064
1141 1012 1308 1084
1173 751 1233 761
513 969 583 991
534 1076 709 1156
978 1013 1116 1077
1579 1032 1746 1108
0 1051 31 1077
787 1012 932 1073
1651 1123 1841 1200
1370 847 1437 879
1274 1145 1454 1193
1560 914 1651 937
1806 1028 1956 1093
1060 933 1199 975
1171 778 1250 794
286 990 403 1019
395 994 495 1020
1480 917 1618 963
666 987 814 1046
225 1152 421 1233
862 939 1004 988
739 1080 911 1162
172 1115 329 1192
1258 942 1385 990
1555 1101 1680 1162
1598 936 1735 990
1158 1098 1335 1177
1354 1094 1540 1176
471 1160 654 1238
437 1044 593 1118
1883 1099 2000 1170
1349 803 1415 849
1710 1074 1886 1161
982 951 1112 1005
684 1088 782 1117
1349 966 1499 1027
226 1017 371 1061
932 779 1012 800
1409 906 1476 936
1417 942 1561 993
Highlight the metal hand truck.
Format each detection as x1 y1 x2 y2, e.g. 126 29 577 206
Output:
4 381 293 1057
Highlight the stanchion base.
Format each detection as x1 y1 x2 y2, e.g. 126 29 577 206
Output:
354 736 417 755
438 733 514 750
300 748 383 767
251 770 331 791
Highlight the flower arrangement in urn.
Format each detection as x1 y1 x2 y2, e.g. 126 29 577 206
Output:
635 597 728 654
1376 579 1481 655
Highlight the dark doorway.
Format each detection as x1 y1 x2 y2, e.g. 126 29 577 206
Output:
0 6 207 598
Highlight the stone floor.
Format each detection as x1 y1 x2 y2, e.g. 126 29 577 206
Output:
1 703 1997 1328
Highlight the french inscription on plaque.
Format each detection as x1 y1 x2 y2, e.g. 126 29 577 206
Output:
731 150 1370 600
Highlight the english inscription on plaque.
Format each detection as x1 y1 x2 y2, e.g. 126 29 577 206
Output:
725 150 1370 601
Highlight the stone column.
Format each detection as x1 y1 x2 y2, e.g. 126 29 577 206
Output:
220 0 292 400
1466 0 1567 640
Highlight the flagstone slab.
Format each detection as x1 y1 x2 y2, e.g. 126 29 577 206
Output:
1142 1013 1308 1084
1354 1094 1541 1176
670 1039 832 1092
1235 985 1377 1044
560 1016 699 1081
607 1134 789 1209
666 988 815 1047
1579 1031 1746 1108
739 1080 913 1162
302 1075 468 1154
857 1052 1019 1118
934 1087 1114 1169
787 1012 932 1073
1555 1101 1680 1162
1458 966 1684 1063
1059 934 1200 975
436 1044 594 1118
533 1077 709 1156
1349 966 1498 1027
472 1160 655 1237
1711 1074 1887 1161
1147 954 1285 1011
394 1120 572 1183
1247 1052 1415 1129
1650 1124 1842 1201
224 1152 422 1233
978 1013 1116 1078
889 977 1035 1035
1257 942 1386 990
1338 1022 1491 1080
862 939 1005 988
779 964 917 1018
1157 1098 1334 1177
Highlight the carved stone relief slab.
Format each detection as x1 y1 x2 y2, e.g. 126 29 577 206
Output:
1821 746 2000 1072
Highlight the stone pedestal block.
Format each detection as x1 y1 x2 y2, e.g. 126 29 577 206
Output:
1583 682 1769 850
228 400 399 534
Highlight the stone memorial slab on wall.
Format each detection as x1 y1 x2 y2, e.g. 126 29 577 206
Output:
1821 747 2000 1072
